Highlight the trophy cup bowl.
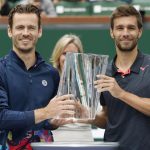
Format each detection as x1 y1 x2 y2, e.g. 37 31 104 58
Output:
57 52 109 120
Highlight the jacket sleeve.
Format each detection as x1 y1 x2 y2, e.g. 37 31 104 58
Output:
0 65 35 130
0 80 53 131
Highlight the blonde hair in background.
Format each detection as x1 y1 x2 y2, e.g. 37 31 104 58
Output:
0 0 5 9
50 34 84 74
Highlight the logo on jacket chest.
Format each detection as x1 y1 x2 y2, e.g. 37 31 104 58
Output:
42 80 48 86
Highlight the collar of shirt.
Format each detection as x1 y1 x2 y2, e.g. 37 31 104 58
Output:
117 68 131 77
110 50 144 77
8 50 45 70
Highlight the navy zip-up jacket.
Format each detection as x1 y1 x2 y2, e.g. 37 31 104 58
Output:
0 50 59 142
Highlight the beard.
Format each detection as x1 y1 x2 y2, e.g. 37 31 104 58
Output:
112 32 139 52
17 47 33 53
116 39 138 52
14 44 33 54
13 37 37 54
116 42 137 52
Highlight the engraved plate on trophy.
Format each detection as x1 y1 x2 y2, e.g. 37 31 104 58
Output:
57 52 109 119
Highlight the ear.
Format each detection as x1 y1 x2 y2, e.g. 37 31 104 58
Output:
8 25 12 38
138 28 143 39
110 28 114 39
38 27 42 38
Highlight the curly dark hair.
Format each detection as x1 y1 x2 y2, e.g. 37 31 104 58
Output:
8 4 41 29
110 5 143 30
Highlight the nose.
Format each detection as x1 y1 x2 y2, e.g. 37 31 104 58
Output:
122 28 130 37
22 28 30 36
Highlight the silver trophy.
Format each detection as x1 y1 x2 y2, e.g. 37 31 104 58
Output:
57 52 109 119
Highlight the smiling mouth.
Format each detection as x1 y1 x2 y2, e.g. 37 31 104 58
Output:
121 40 131 43
21 39 31 43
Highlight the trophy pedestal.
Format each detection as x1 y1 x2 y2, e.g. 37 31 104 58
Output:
31 141 119 150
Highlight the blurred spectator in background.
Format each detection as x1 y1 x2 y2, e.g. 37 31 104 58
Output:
63 0 86 2
19 0 57 17
120 0 132 4
88 0 117 2
0 0 11 16
88 0 132 3
52 0 61 5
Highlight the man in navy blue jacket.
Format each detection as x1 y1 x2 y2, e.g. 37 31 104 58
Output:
0 4 75 149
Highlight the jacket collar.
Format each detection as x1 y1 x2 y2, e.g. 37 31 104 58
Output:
8 50 45 70
111 51 144 77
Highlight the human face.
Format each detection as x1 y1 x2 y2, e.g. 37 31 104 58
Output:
59 43 79 72
8 13 42 54
110 16 142 52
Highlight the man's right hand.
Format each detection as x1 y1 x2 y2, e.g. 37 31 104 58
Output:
34 94 76 124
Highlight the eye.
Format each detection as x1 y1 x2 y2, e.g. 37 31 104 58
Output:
116 26 124 31
62 52 66 56
28 26 36 30
128 26 136 30
16 26 24 30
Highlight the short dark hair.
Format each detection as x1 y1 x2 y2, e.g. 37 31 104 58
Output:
110 5 143 29
8 4 41 29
